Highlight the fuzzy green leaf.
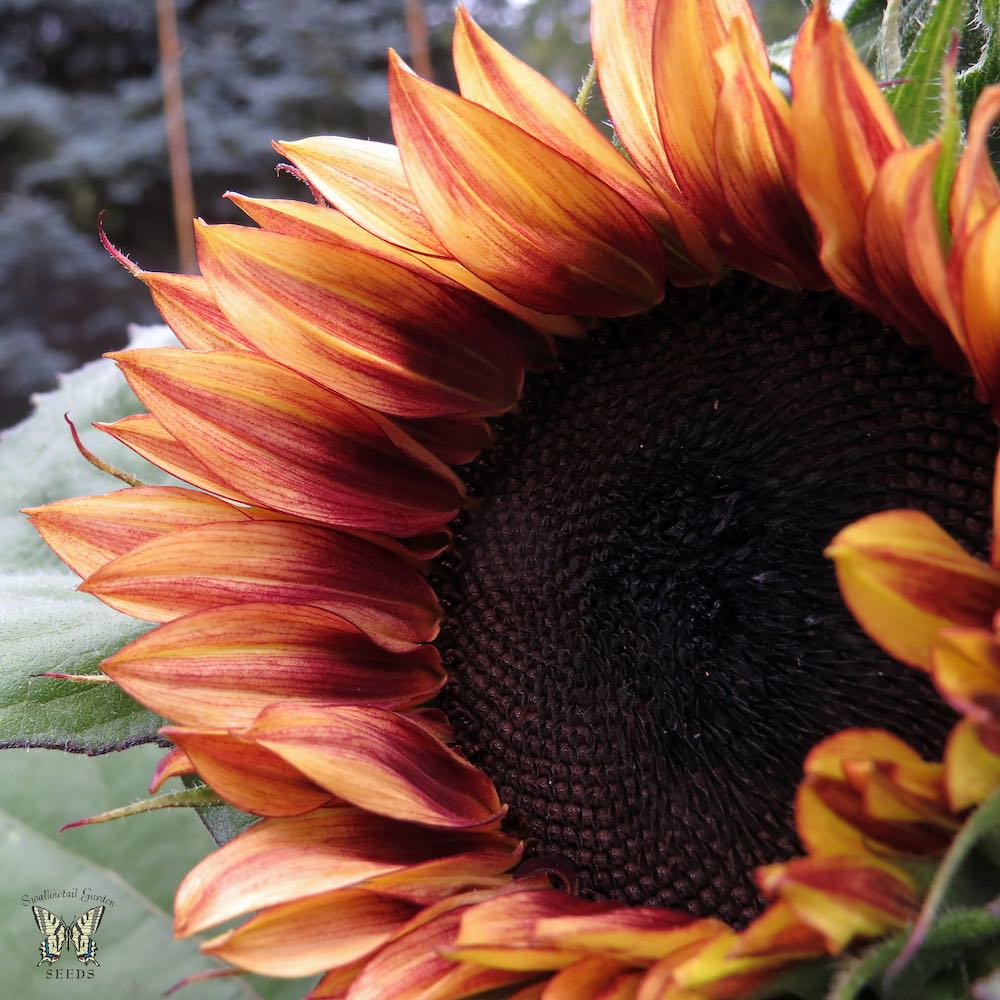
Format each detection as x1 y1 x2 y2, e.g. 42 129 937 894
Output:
886 0 969 143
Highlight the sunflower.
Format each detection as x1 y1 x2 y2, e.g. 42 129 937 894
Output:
24 0 1000 997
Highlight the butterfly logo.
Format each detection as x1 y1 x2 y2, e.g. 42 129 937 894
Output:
31 905 105 966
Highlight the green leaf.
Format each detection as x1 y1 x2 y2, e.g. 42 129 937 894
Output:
0 745 266 999
886 0 969 143
957 0 1000 127
749 959 834 999
182 775 260 847
0 571 164 753
887 786 1000 986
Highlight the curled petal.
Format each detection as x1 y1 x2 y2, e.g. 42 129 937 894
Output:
174 804 517 935
826 510 1000 670
108 348 464 536
102 603 445 728
791 1 905 314
148 745 194 793
162 726 332 817
195 224 525 418
730 901 826 960
388 52 665 317
590 0 719 283
200 888 418 978
97 414 255 505
274 136 446 255
950 86 1000 248
757 856 918 954
944 718 1000 811
713 16 825 288
79 520 441 647
957 205 1000 415
24 486 252 579
395 414 493 466
246 703 504 829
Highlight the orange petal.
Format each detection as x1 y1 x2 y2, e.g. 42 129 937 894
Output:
174 804 516 935
142 272 252 352
542 957 634 1000
534 908 712 963
950 86 1000 248
957 205 1000 415
101 603 445 728
944 717 1000 811
791 1 905 315
161 726 332 817
97 413 256 505
148 745 194 793
730 901 826 960
109 348 464 536
931 626 1000 723
863 142 965 364
24 486 253 579
200 888 419 978
825 510 1000 671
590 0 719 284
757 856 918 954
712 16 826 288
652 0 764 237
331 901 534 1000
452 7 674 242
388 52 665 317
195 223 525 418
228 192 572 354
79 520 441 646
394 414 493 466
274 136 446 255
246 703 504 829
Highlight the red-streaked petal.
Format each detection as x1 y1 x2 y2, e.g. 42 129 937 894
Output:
200 888 419 978
652 0 766 241
388 52 665 317
757 856 918 954
24 486 252 579
452 8 673 240
79 519 441 646
246 703 504 829
142 272 253 352
161 726 333 817
274 137 446 255
343 904 535 1000
590 0 720 283
950 86 1000 247
791 1 905 315
174 804 517 935
713 16 826 288
97 413 256 504
108 348 464 536
730 901 827 960
863 142 965 364
101 603 445 728
228 192 572 355
825 510 1000 670
395 414 493 466
195 224 525 418
957 205 1000 415
534 908 710 963
148 745 194 793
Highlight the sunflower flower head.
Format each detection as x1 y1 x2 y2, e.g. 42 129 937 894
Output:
24 0 1000 998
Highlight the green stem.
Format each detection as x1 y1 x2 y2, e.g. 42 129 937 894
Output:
59 785 224 832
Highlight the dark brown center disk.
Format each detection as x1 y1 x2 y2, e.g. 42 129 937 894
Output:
433 274 996 926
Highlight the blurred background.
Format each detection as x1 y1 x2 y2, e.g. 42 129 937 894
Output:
0 0 803 429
